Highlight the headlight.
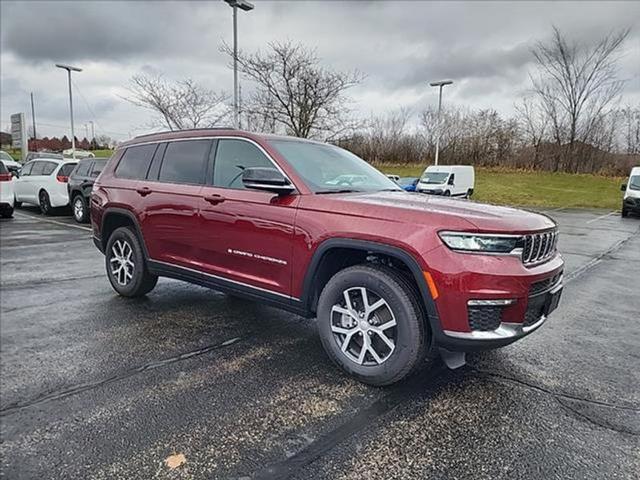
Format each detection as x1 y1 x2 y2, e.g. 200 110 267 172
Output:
438 232 521 253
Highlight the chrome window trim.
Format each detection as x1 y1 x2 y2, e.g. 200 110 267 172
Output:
120 136 297 190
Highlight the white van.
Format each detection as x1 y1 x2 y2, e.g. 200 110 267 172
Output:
416 165 475 198
621 166 640 218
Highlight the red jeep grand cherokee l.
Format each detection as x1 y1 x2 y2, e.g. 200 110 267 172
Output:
91 129 563 385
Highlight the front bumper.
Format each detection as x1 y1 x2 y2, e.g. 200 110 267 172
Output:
423 244 564 351
623 196 640 213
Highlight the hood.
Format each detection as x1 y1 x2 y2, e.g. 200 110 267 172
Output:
311 191 556 233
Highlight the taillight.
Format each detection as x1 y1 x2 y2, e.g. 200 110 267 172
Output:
0 173 12 182
56 175 69 183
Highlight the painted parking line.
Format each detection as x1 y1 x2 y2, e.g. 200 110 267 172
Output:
585 211 618 224
13 212 92 232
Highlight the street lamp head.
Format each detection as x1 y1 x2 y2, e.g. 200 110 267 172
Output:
223 0 254 11
429 80 453 87
55 64 82 72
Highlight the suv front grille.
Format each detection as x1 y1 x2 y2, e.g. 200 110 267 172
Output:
468 306 503 331
522 230 558 266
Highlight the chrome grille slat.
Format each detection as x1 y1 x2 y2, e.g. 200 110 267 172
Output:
521 229 558 267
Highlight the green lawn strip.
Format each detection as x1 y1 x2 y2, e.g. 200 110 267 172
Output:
377 164 625 210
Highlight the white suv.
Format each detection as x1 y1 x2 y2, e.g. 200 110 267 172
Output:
0 160 15 218
14 158 77 214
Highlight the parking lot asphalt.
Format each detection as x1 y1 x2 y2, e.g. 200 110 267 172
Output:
1 206 639 479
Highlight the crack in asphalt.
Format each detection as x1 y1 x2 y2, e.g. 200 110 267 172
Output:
564 227 639 284
1 273 105 290
0 336 245 417
555 397 639 437
251 365 449 480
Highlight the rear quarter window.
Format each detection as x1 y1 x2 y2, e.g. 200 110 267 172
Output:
115 144 157 180
74 161 92 177
91 159 107 176
59 163 77 176
0 162 7 174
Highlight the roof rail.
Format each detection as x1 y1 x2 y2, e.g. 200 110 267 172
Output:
132 126 237 140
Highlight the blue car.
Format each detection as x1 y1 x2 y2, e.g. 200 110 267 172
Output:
398 177 419 192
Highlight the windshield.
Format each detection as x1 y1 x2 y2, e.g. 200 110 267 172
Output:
269 140 401 193
629 175 640 191
421 171 450 184
0 151 13 162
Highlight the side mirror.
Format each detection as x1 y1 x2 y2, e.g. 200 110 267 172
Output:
621 183 627 192
242 167 295 195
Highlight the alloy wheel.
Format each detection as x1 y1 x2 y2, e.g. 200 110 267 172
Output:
73 197 84 221
109 239 135 286
330 287 397 366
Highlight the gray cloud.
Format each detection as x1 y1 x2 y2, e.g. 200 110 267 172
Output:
1 0 639 140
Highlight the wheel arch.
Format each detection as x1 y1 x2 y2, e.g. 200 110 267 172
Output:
100 208 148 258
301 239 439 329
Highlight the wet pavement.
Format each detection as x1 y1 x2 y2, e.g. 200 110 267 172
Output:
1 206 639 479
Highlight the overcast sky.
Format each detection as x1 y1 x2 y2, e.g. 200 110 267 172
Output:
1 0 639 141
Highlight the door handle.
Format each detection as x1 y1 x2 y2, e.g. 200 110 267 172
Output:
136 187 152 197
204 193 225 205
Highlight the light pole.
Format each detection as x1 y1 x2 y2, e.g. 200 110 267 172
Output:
224 0 254 129
429 79 453 166
56 64 82 159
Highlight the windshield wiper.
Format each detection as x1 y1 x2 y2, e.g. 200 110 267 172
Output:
315 189 363 194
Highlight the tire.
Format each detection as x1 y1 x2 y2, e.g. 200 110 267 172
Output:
443 190 451 197
316 263 429 386
466 188 473 199
72 194 89 223
105 226 158 297
13 197 22 208
621 206 628 218
1 207 13 218
39 190 52 215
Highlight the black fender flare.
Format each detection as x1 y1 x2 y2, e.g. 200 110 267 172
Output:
100 207 149 259
300 238 440 331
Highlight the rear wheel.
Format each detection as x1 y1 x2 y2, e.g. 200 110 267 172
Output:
105 226 158 297
72 195 89 223
39 190 52 215
317 264 429 386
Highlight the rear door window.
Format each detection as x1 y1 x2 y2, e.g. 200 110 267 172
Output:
158 140 210 185
74 161 91 177
30 161 46 175
115 144 157 180
41 161 58 175
0 162 8 174
90 159 107 177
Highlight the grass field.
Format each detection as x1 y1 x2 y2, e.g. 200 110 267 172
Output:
378 164 626 210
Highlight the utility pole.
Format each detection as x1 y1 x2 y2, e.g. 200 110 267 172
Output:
90 121 95 141
30 92 37 152
429 80 453 166
85 123 89 139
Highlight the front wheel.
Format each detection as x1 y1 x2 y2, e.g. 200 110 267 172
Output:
105 226 158 297
443 190 451 197
621 206 628 218
1 207 13 218
317 264 429 386
72 195 89 223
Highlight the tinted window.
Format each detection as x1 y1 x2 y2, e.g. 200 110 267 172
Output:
115 145 157 180
20 162 34 176
213 139 273 189
147 143 167 181
59 163 77 176
41 161 58 175
158 140 210 185
0 162 7 174
74 161 92 177
31 162 46 175
90 159 107 176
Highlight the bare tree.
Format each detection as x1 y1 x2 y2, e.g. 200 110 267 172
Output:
619 105 640 155
223 41 363 139
515 96 549 168
123 74 230 131
530 27 630 171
